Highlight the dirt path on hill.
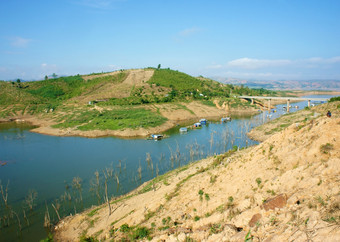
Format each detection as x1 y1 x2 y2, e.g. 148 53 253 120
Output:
122 69 154 85
72 69 155 103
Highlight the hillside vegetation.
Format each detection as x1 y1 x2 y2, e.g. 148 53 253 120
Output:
54 101 340 241
0 68 278 137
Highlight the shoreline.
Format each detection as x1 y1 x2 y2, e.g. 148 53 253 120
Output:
1 91 338 139
54 101 340 241
0 108 259 139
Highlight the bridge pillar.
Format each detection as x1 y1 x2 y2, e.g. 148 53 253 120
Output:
308 100 311 107
251 98 254 105
268 99 271 112
287 99 290 112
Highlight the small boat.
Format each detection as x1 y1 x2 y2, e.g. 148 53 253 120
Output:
221 117 231 122
150 134 163 140
193 122 202 128
199 119 207 125
179 127 188 133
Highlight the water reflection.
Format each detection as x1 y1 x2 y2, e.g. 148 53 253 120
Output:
0 95 334 241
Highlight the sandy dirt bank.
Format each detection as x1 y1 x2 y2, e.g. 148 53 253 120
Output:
1 101 259 138
54 101 340 241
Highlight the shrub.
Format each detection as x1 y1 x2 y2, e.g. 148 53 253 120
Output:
120 224 131 233
130 227 151 240
320 143 334 154
256 178 262 186
329 96 340 102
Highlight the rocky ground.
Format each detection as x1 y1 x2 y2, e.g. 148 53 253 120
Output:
54 101 340 241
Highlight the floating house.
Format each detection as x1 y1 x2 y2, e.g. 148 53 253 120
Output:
221 117 231 122
150 134 163 140
179 127 188 133
199 119 207 125
193 122 202 128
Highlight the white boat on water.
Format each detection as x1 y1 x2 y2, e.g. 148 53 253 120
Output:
179 127 188 133
193 122 202 128
199 119 207 124
221 117 231 122
150 134 163 140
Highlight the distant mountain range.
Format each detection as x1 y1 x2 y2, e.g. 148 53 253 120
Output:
212 77 340 91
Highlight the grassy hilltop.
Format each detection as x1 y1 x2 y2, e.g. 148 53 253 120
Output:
0 68 276 137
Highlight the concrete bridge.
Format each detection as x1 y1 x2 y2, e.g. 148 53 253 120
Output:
239 95 329 112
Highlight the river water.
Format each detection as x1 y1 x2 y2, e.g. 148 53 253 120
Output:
0 95 333 241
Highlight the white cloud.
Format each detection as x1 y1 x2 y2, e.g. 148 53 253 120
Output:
0 67 8 73
220 71 274 78
207 64 223 69
205 56 340 80
304 56 340 64
178 27 201 37
74 0 124 9
227 58 291 69
9 37 32 48
224 56 340 70
174 27 202 42
40 63 58 78
107 64 122 70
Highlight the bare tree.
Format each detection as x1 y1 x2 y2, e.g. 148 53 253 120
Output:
72 177 82 203
146 153 152 168
114 173 120 192
11 210 21 231
90 171 101 204
138 162 142 181
23 209 29 226
0 180 9 207
24 189 37 211
51 200 61 221
103 166 113 216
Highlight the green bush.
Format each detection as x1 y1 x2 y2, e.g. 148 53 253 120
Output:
53 108 168 131
120 224 131 233
130 227 151 240
329 96 340 102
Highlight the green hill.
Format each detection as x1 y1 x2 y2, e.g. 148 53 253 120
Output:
1 68 277 109
0 68 277 135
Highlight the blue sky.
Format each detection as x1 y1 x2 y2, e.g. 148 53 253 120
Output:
1 0 340 81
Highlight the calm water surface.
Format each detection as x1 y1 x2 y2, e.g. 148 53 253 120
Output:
0 95 333 241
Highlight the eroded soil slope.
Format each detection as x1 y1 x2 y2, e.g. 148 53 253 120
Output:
54 102 340 241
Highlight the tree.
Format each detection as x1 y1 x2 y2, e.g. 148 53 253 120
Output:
157 64 161 69
51 73 58 79
103 166 113 216
72 176 82 203
45 75 48 80
0 180 9 207
24 189 38 211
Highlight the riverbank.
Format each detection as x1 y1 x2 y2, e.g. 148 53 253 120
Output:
248 99 340 142
54 101 340 241
0 101 259 138
1 91 337 139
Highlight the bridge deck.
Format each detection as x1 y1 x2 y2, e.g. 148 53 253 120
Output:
239 96 328 101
